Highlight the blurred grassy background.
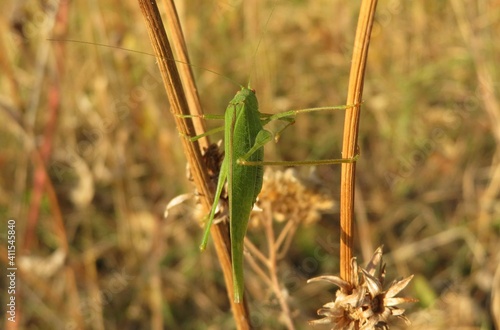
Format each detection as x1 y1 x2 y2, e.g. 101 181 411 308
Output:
1 0 499 329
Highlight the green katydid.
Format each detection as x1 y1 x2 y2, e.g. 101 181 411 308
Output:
174 3 361 305
185 86 358 303
54 8 359 304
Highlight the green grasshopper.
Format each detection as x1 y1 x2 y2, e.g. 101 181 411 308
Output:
187 86 358 303
57 5 358 304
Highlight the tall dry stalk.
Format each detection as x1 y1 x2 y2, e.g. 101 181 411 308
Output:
136 0 251 329
340 0 378 283
307 1 418 328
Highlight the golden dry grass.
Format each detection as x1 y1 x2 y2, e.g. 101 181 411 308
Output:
1 0 499 329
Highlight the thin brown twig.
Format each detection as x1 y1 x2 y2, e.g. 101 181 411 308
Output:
244 206 296 330
275 219 296 251
162 0 207 143
340 0 378 283
276 220 299 260
24 0 67 252
244 240 274 289
262 206 295 330
244 238 269 268
135 1 251 328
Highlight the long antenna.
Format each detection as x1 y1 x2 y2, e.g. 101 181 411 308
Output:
247 1 277 88
47 38 242 87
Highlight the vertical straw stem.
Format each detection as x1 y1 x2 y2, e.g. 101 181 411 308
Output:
136 1 251 328
340 0 378 283
162 0 208 143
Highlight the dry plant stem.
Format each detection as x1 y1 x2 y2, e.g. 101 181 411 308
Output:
242 235 267 267
22 0 70 260
31 149 69 252
135 1 251 328
263 211 296 330
340 0 378 282
275 220 299 260
244 239 274 288
24 0 66 252
244 208 296 330
162 0 207 143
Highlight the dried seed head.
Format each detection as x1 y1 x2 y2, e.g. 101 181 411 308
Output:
251 168 335 228
308 246 417 329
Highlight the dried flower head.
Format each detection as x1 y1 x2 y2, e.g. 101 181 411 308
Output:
308 246 417 329
182 141 227 226
251 168 335 228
